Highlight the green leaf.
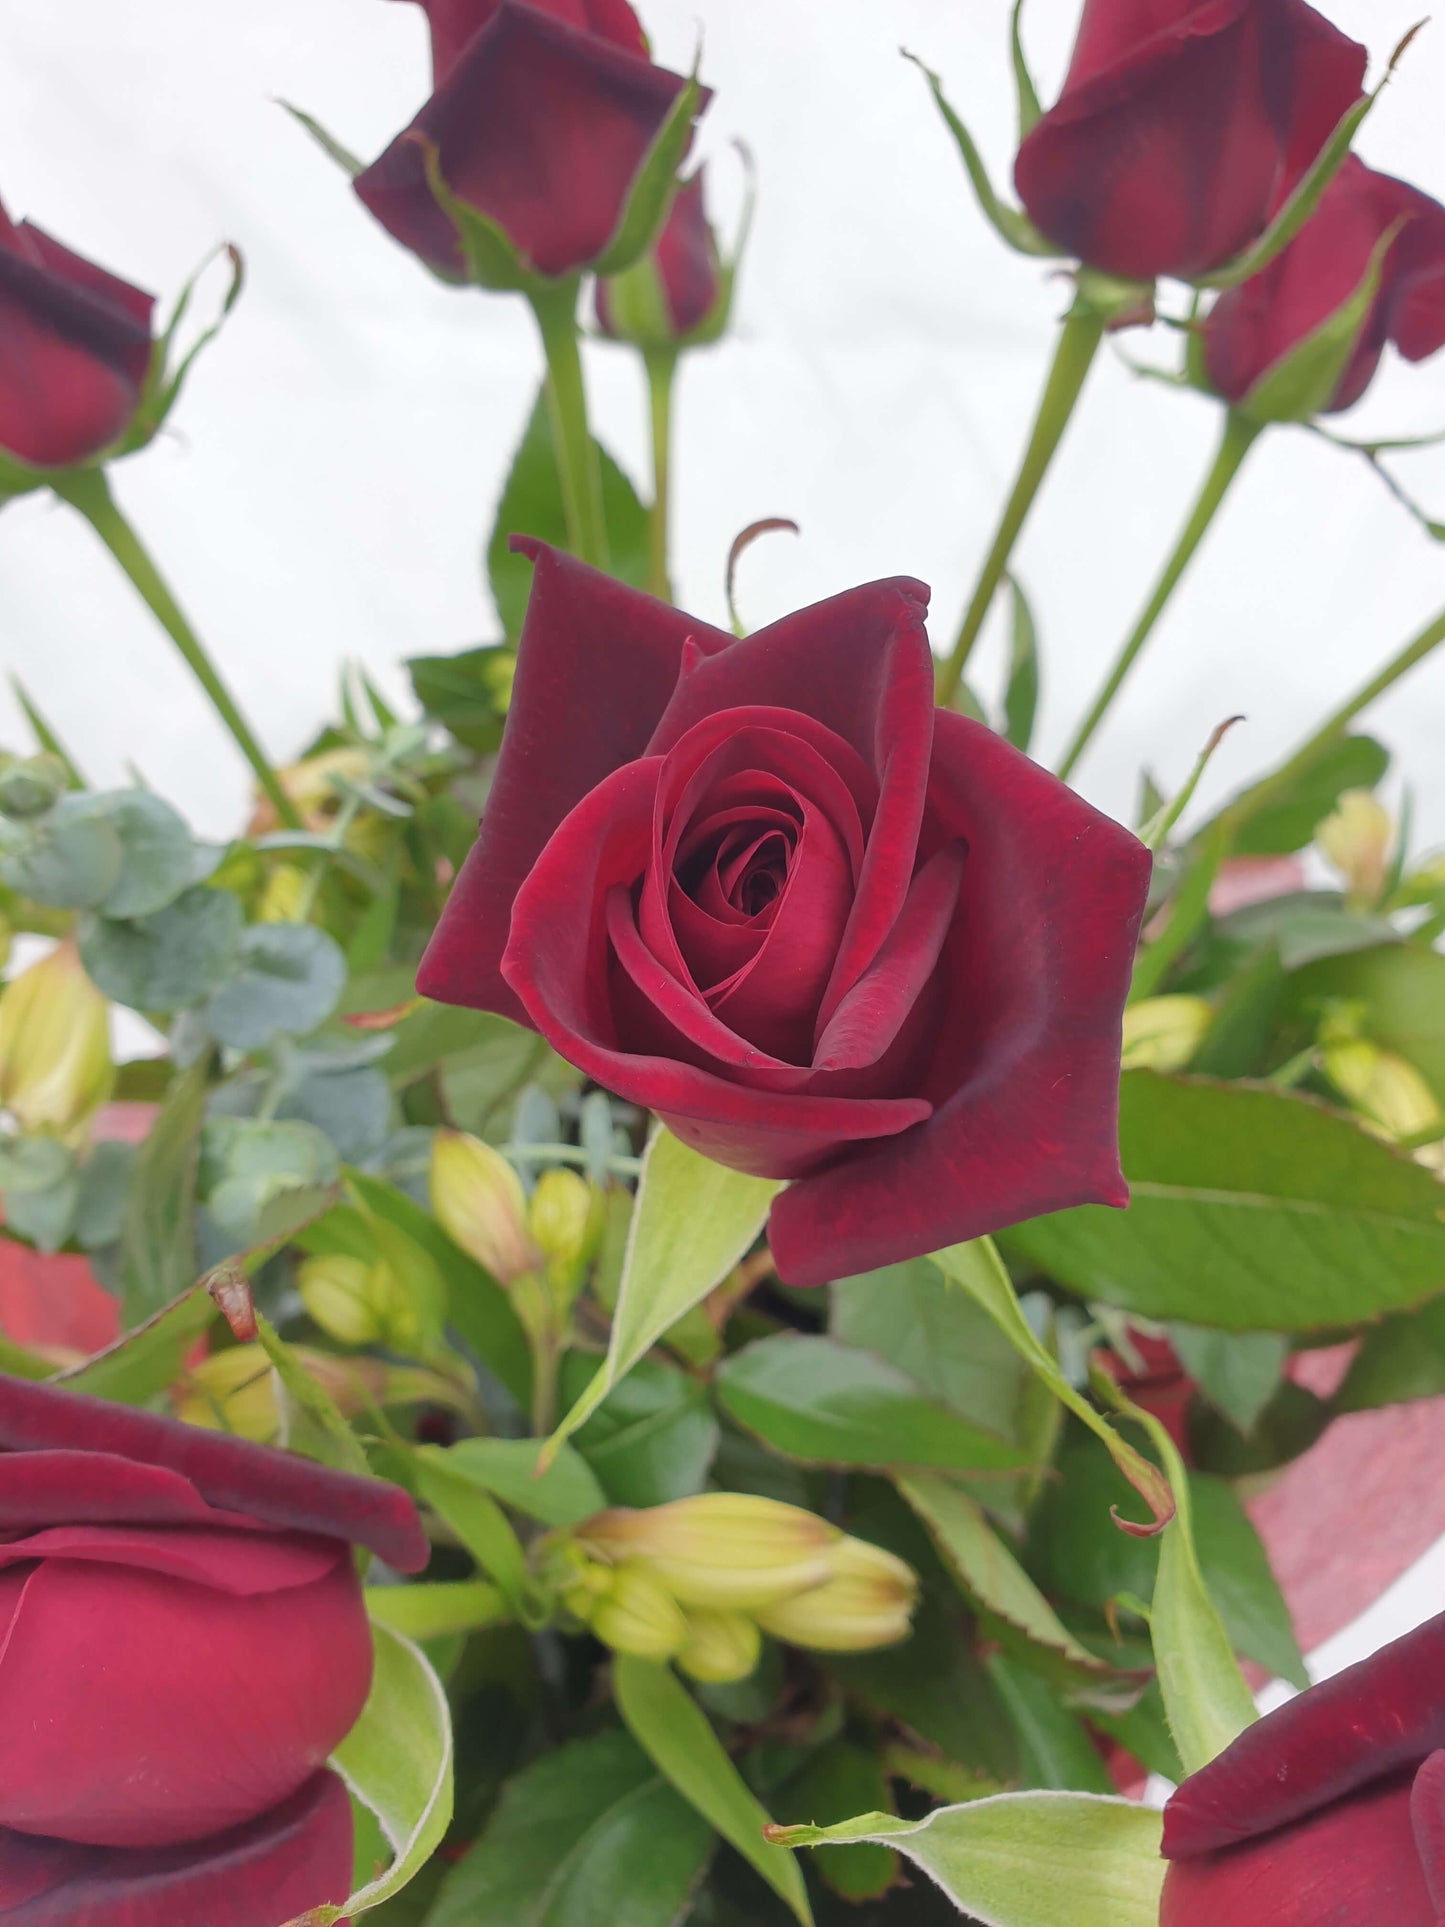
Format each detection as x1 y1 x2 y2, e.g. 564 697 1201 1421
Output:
0 795 122 907
365 1579 509 1644
715 1334 1032 1476
313 1625 453 1921
781 1742 897 1901
87 790 194 918
1128 823 1223 1003
254 1308 370 1477
897 1472 1110 1681
120 1053 210 1323
612 1656 814 1925
204 1118 339 1254
560 1353 719 1506
440 1436 606 1527
425 1730 712 1927
406 644 512 756
488 386 649 641
1283 942 1445 1106
1168 1325 1288 1434
1214 890 1396 970
904 52 1060 258
73 1140 136 1251
1002 575 1039 753
1336 1294 1445 1410
1222 735 1389 856
1004 1071 1445 1331
984 1654 1115 1793
543 1128 780 1465
1186 1476 1307 1689
408 1447 545 1625
931 1240 1173 1532
80 884 243 1011
207 922 347 1051
769 1790 1164 1927
53 1283 217 1403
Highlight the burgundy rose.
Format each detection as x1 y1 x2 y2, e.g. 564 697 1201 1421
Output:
395 0 647 84
1161 1608 1445 1923
0 201 155 471
1204 154 1445 414
417 545 1150 1287
0 1770 354 1927
355 0 706 283
1094 1329 1195 1456
1013 0 1367 284
0 1371 425 1850
596 169 722 343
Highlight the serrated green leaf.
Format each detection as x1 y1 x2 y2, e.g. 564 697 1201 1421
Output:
560 1353 719 1507
55 1283 217 1404
254 1309 370 1477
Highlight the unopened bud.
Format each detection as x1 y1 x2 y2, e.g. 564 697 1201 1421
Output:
574 1493 838 1612
754 1535 918 1653
1318 789 1392 907
257 862 309 924
1322 1034 1443 1152
529 1168 605 1303
1121 996 1211 1073
0 942 113 1141
675 1608 762 1684
590 1564 688 1662
0 753 68 819
177 1343 391 1440
429 1130 540 1284
297 1253 387 1347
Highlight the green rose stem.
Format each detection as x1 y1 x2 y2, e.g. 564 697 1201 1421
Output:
529 280 609 571
50 467 300 829
1057 411 1262 782
644 346 678 602
934 296 1105 707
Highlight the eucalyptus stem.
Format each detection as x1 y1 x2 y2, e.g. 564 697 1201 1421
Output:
644 347 677 601
529 280 608 570
1058 411 1261 782
935 297 1105 707
50 467 300 827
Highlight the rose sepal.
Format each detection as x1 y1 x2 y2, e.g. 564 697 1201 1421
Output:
590 52 708 279
904 49 1063 261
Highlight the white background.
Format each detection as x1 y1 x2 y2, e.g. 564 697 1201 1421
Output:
2 0 1444 1678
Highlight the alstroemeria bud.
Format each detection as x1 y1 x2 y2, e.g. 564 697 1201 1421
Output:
528 1167 605 1303
257 862 310 924
675 1608 762 1684
175 1346 281 1441
430 1130 540 1284
1321 1032 1443 1163
0 941 113 1141
574 1494 839 1611
297 1253 388 1348
590 1563 689 1661
754 1535 918 1653
1317 789 1392 907
1121 996 1212 1073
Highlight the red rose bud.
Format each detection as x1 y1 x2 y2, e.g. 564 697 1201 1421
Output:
355 1 708 284
1161 1608 1445 1922
0 198 155 471
595 170 724 347
1094 1328 1195 1458
1203 155 1445 418
394 0 647 85
417 544 1150 1287
1013 0 1366 284
0 1769 354 1927
0 1372 425 1850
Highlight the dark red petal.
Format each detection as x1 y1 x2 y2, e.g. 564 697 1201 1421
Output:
1160 1770 1437 1926
0 1523 340 1595
397 0 647 84
355 3 700 280
0 1768 354 1926
768 717 1150 1286
0 1374 427 1572
0 1451 244 1532
1164 1608 1445 1859
417 544 730 1018
1063 0 1225 92
652 170 721 335
17 224 156 330
0 1552 371 1847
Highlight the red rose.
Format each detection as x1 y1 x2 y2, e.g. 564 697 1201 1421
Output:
0 1372 425 1850
355 0 705 282
0 201 155 471
0 1769 354 1927
395 0 647 84
1161 1609 1445 1923
1204 154 1445 414
1013 0 1367 283
418 546 1150 1287
596 169 722 343
1094 1329 1195 1456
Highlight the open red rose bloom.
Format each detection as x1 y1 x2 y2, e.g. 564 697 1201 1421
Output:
419 544 1151 1286
0 1372 426 1920
1162 1607 1445 1923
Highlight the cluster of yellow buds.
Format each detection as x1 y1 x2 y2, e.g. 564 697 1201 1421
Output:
0 942 114 1144
546 1494 918 1683
1120 995 1212 1073
1318 1005 1444 1171
175 1344 461 1442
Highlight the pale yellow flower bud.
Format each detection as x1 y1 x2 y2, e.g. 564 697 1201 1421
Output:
754 1535 918 1653
1318 789 1392 907
0 942 113 1142
529 1168 606 1302
1121 995 1212 1073
1322 1036 1444 1161
429 1130 540 1285
297 1253 387 1347
590 1564 689 1661
676 1609 763 1684
257 863 310 924
175 1346 280 1440
574 1493 839 1611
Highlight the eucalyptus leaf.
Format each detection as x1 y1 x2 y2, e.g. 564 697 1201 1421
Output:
0 1135 79 1253
0 796 122 907
80 884 243 1012
89 789 195 918
206 921 347 1051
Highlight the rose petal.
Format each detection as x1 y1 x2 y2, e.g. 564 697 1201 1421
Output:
417 544 730 1017
0 1768 354 1926
1413 1750 1445 1914
768 715 1151 1285
0 1375 427 1572
0 1550 371 1847
0 1523 341 1595
0 1451 263 1534
1164 1608 1445 1859
400 0 647 85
